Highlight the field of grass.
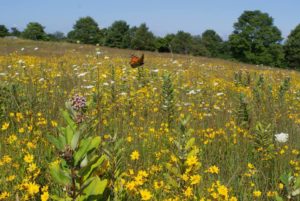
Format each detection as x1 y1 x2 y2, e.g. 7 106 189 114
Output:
1 38 300 201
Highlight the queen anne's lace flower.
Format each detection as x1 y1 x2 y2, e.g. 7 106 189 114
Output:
275 132 289 143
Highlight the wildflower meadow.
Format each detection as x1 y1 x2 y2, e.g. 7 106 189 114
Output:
1 39 300 200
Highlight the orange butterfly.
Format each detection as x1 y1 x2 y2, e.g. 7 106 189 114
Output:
130 54 144 68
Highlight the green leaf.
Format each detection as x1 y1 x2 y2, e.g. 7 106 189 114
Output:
65 125 74 145
295 176 300 189
79 155 106 181
74 136 101 166
47 134 64 150
58 134 67 149
165 163 179 175
274 195 284 201
187 147 199 158
71 130 80 150
164 173 179 188
185 137 195 150
78 177 107 201
280 172 290 187
49 162 71 185
62 109 76 129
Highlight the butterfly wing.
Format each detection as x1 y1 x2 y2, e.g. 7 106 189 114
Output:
130 54 144 68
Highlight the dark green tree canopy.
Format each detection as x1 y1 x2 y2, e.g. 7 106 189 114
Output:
22 22 47 40
10 27 21 37
201 29 223 57
131 23 156 51
170 31 194 54
284 24 300 69
0 25 9 37
68 16 101 44
191 35 209 56
154 34 176 53
229 10 284 67
104 20 130 48
48 31 65 41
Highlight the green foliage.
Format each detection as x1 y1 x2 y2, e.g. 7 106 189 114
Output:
191 35 210 56
47 31 65 41
253 122 275 161
48 102 108 200
278 77 291 102
162 73 175 127
67 16 101 44
0 25 9 37
278 172 300 200
201 29 223 57
284 24 300 69
10 27 21 37
164 116 200 193
22 22 47 40
235 93 251 129
229 10 284 67
170 31 193 54
155 34 175 53
104 20 130 48
131 23 156 51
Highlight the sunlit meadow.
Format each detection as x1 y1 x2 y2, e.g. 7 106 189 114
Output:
1 39 300 201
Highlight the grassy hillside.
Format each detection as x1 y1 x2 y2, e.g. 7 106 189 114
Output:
1 38 300 200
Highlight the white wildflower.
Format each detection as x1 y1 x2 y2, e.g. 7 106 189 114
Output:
187 90 196 95
275 132 289 143
77 72 88 77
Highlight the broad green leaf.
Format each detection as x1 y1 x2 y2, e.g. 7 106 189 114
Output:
49 163 71 185
79 155 106 181
280 172 290 187
185 137 195 150
58 134 67 149
62 109 76 129
78 177 107 201
295 176 300 189
187 148 199 158
71 131 80 150
74 136 101 166
65 125 74 145
274 195 284 201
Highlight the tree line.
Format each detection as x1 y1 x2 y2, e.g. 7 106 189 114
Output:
1 10 300 69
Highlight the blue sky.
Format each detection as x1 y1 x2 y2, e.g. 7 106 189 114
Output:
1 0 300 39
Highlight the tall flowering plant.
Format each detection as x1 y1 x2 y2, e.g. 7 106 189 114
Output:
47 95 107 201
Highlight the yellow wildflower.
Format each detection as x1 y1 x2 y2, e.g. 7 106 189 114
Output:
41 191 49 201
190 174 201 185
130 150 140 160
139 189 152 200
218 185 228 199
253 190 261 198
125 181 136 191
1 122 9 130
206 165 220 174
0 191 10 200
184 187 193 198
229 196 238 201
186 155 199 166
26 182 40 196
24 154 34 163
